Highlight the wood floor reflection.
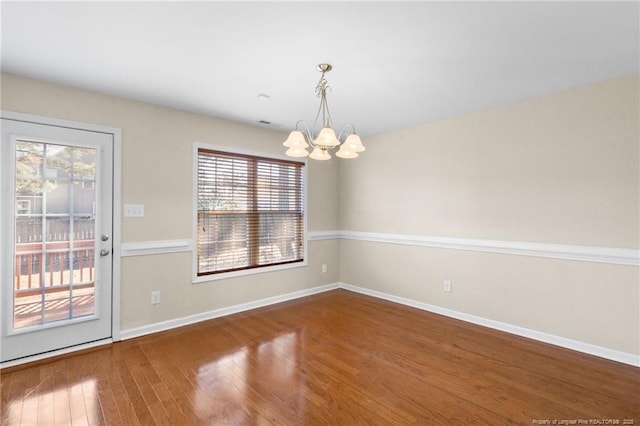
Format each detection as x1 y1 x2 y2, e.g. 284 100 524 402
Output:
1 289 638 425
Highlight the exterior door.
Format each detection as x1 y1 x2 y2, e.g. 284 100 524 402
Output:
1 118 113 363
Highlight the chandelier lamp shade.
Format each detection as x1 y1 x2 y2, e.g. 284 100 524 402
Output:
283 63 365 160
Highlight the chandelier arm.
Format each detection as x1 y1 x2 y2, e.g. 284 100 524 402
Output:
336 123 357 142
322 96 327 128
324 96 333 127
312 96 324 135
294 120 315 147
321 94 333 129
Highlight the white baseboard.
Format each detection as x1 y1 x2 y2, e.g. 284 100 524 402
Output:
120 283 340 340
5 282 635 369
339 282 639 367
121 280 638 367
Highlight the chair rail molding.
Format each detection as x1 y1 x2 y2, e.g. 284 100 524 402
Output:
121 239 193 257
337 230 639 266
119 231 639 266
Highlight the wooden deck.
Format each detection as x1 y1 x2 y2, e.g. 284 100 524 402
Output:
13 239 96 329
13 287 95 329
1 289 638 425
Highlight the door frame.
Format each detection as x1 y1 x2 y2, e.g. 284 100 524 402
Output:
0 110 122 368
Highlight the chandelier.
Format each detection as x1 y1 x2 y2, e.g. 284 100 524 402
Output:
283 63 365 160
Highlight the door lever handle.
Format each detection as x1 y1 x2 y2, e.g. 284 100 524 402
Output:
100 249 111 257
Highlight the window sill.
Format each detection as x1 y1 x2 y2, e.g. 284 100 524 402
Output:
192 259 308 283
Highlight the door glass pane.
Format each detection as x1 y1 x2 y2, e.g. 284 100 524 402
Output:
13 140 97 330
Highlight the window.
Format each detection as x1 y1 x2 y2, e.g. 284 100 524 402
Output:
16 200 31 215
196 147 305 277
81 180 95 190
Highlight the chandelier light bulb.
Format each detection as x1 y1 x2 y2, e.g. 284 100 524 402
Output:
314 127 340 148
343 133 366 152
336 147 358 159
283 131 308 148
285 146 310 157
309 147 331 161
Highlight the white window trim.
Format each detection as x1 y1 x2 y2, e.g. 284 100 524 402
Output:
192 142 308 283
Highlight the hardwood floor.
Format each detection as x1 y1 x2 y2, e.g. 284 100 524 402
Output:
1 289 638 425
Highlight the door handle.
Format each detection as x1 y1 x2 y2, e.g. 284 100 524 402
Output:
101 234 110 241
100 249 111 256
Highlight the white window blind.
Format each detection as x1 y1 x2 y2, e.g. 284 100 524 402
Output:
197 148 305 276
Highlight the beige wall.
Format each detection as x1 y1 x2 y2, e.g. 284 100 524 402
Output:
339 74 640 355
2 72 638 357
340 74 639 247
1 73 339 331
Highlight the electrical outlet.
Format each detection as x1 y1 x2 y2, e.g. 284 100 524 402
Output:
321 264 328 273
443 280 452 293
151 291 161 305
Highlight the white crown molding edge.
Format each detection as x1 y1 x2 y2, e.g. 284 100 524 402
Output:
339 282 639 367
120 283 340 340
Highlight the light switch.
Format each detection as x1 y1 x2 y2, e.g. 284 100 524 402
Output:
124 204 144 217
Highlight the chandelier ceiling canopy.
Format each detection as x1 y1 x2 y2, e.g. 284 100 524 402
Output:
283 64 365 161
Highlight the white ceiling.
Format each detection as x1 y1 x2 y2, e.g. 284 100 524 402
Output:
2 1 638 137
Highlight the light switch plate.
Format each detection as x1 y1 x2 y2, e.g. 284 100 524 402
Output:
124 204 144 217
